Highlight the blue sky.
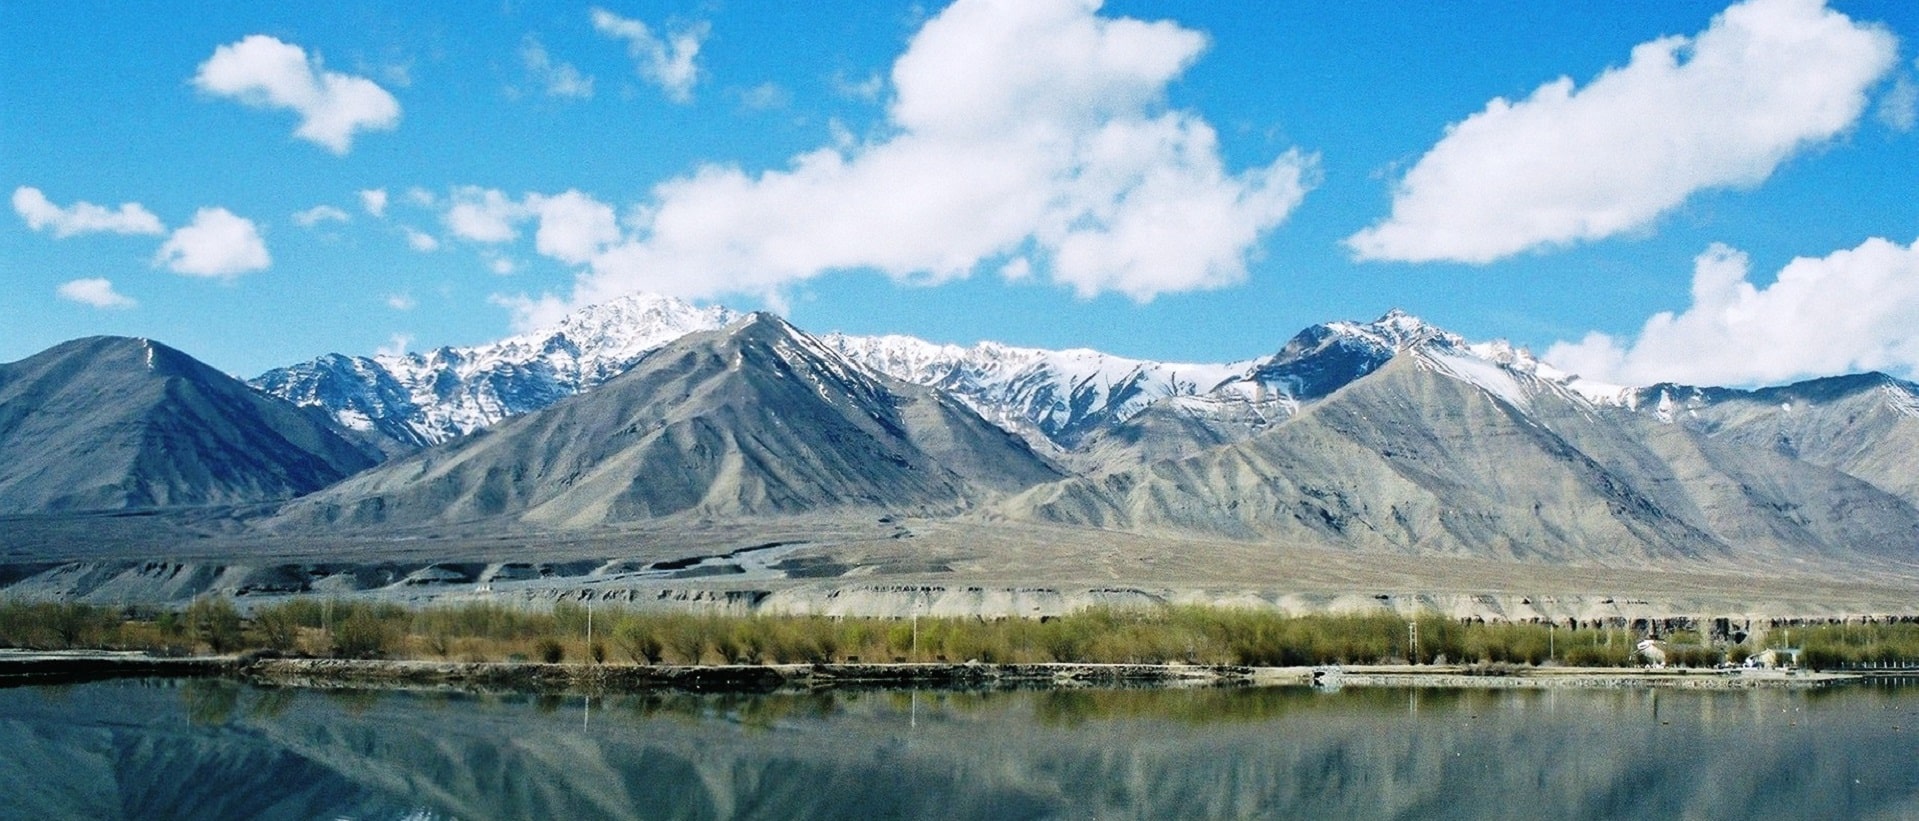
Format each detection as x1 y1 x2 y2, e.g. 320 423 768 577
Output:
4 0 1917 386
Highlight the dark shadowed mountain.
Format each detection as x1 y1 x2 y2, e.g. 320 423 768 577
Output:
0 337 379 513
275 314 1063 530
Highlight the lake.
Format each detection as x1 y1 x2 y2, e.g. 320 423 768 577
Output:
3 678 1917 819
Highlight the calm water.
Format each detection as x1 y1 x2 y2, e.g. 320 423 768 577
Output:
3 678 1917 820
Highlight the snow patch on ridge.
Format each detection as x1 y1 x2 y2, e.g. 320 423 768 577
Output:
1885 382 1919 418
824 331 1245 448
1422 349 1534 410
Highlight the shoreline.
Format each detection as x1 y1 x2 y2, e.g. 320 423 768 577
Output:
0 650 1882 694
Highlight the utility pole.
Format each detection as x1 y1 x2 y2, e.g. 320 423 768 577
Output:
1409 621 1419 664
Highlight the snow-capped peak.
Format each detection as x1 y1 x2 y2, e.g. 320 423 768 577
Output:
253 292 741 447
822 331 1246 450
1320 309 1463 352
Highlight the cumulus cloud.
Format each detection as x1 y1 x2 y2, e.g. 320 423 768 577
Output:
375 333 413 358
56 278 136 309
384 292 416 310
490 292 570 331
522 36 594 99
735 83 788 110
1545 238 1919 386
403 227 440 252
194 34 401 154
293 204 350 227
431 186 621 265
832 70 884 102
528 191 620 265
502 0 1309 322
153 207 270 278
1348 0 1897 264
1879 72 1917 132
591 7 707 103
359 188 389 218
12 186 163 237
443 187 524 243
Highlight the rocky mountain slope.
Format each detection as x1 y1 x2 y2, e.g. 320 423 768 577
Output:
1620 374 1919 508
1003 341 1919 566
8 298 1918 572
274 314 1061 530
0 337 378 513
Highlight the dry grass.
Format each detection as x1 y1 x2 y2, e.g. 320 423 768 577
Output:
12 597 1889 670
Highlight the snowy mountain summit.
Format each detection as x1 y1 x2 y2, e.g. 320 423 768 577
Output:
252 293 738 450
252 298 1596 458
822 333 1246 450
253 295 1917 473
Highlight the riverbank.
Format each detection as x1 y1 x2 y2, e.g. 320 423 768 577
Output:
0 650 1869 693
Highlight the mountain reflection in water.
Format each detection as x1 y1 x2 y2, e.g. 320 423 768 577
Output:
3 679 1917 820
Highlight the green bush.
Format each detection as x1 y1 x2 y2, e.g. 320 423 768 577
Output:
332 609 399 658
0 601 120 649
662 616 711 664
186 595 245 654
251 604 302 652
614 617 665 664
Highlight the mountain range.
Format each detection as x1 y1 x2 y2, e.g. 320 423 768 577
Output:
273 313 1059 530
4 292 1918 571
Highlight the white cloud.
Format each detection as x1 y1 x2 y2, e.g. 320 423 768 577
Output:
528 190 620 265
1545 237 1919 386
536 0 1310 312
522 36 594 99
56 278 136 309
591 7 707 103
427 187 620 265
1878 73 1917 132
384 292 416 310
1347 0 1897 264
443 187 525 243
832 70 884 102
293 204 350 227
491 292 571 332
153 207 270 278
736 82 788 110
359 188 389 218
485 253 518 276
194 34 401 154
403 227 440 252
12 186 163 238
376 333 413 358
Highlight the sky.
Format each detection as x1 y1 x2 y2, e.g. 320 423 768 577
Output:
3 0 1917 387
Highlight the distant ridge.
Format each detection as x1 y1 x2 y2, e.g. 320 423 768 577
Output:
275 313 1062 529
1004 345 1919 565
0 336 378 513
